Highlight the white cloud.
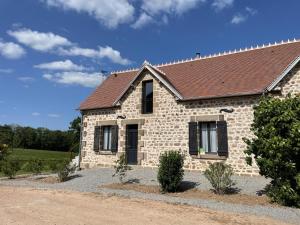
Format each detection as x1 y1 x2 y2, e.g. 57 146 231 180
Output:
18 76 35 82
231 7 257 25
7 27 131 65
43 0 135 28
231 14 247 24
98 46 131 65
48 113 60 118
8 28 72 52
141 0 205 15
32 112 40 116
58 46 131 65
43 71 105 88
212 0 234 11
0 68 13 74
245 7 257 15
0 41 26 59
34 59 87 71
131 13 154 29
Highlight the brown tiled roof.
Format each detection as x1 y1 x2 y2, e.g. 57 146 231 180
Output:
79 41 300 110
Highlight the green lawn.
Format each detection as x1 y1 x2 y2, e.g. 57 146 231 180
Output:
8 148 72 161
0 148 73 177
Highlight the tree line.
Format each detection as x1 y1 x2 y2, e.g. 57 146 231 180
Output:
0 117 81 152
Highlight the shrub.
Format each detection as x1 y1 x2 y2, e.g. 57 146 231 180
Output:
112 153 132 183
25 159 44 175
244 95 300 207
0 144 9 161
0 159 21 179
57 160 76 182
157 151 184 193
204 162 235 195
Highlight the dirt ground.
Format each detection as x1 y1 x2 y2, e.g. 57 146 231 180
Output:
102 183 273 206
0 186 290 225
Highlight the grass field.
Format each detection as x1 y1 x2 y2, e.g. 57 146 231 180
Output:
0 148 73 177
8 148 72 161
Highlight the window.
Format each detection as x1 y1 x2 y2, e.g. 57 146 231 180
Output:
103 126 112 150
142 80 153 114
199 122 217 153
94 125 119 152
189 120 228 156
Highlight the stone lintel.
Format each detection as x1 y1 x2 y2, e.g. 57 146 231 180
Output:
190 114 224 122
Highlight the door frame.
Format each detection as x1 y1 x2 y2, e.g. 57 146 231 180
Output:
125 124 138 165
121 119 145 165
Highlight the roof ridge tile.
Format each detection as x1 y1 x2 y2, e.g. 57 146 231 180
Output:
109 38 299 75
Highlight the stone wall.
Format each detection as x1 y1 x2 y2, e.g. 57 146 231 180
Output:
80 65 300 175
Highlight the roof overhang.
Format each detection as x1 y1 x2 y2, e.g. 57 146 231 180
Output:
112 62 183 106
266 55 300 92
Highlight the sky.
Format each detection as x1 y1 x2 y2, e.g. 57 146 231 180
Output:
0 0 299 130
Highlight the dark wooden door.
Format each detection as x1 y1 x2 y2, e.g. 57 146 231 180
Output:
126 124 138 165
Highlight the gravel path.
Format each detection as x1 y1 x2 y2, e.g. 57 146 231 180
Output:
1 167 299 224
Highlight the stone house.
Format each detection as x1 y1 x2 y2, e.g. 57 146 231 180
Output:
79 40 300 175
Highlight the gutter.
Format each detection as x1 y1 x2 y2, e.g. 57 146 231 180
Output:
178 91 263 102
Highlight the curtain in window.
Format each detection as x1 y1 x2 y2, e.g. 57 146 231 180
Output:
210 123 217 153
103 126 112 150
201 123 208 152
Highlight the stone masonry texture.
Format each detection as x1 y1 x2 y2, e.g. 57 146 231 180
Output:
80 65 300 175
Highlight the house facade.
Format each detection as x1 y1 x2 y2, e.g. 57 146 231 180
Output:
79 40 300 176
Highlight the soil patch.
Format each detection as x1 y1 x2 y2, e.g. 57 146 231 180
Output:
101 183 275 206
0 186 291 225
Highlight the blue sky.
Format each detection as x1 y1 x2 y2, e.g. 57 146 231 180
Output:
0 0 299 130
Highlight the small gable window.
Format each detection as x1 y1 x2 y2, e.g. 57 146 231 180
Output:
142 80 153 114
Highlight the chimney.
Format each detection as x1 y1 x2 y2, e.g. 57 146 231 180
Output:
195 52 201 59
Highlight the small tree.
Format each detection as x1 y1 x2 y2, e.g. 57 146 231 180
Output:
244 95 300 207
157 151 184 193
204 162 235 195
0 144 9 161
26 159 44 175
0 159 21 179
113 153 132 183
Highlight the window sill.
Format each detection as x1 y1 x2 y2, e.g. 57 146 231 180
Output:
191 154 227 160
97 150 117 155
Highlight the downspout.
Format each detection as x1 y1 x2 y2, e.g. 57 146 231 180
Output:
78 111 83 170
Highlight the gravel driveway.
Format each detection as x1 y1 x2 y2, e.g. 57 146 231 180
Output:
1 167 299 224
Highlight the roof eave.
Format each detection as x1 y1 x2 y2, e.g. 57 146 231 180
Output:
266 55 300 92
79 105 119 111
179 91 263 102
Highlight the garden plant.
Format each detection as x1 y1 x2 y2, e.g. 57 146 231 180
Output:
244 95 300 207
157 150 184 193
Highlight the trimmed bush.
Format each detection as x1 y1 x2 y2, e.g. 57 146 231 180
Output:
0 159 21 179
204 162 235 195
157 151 184 193
244 95 300 207
112 153 132 183
25 159 44 175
